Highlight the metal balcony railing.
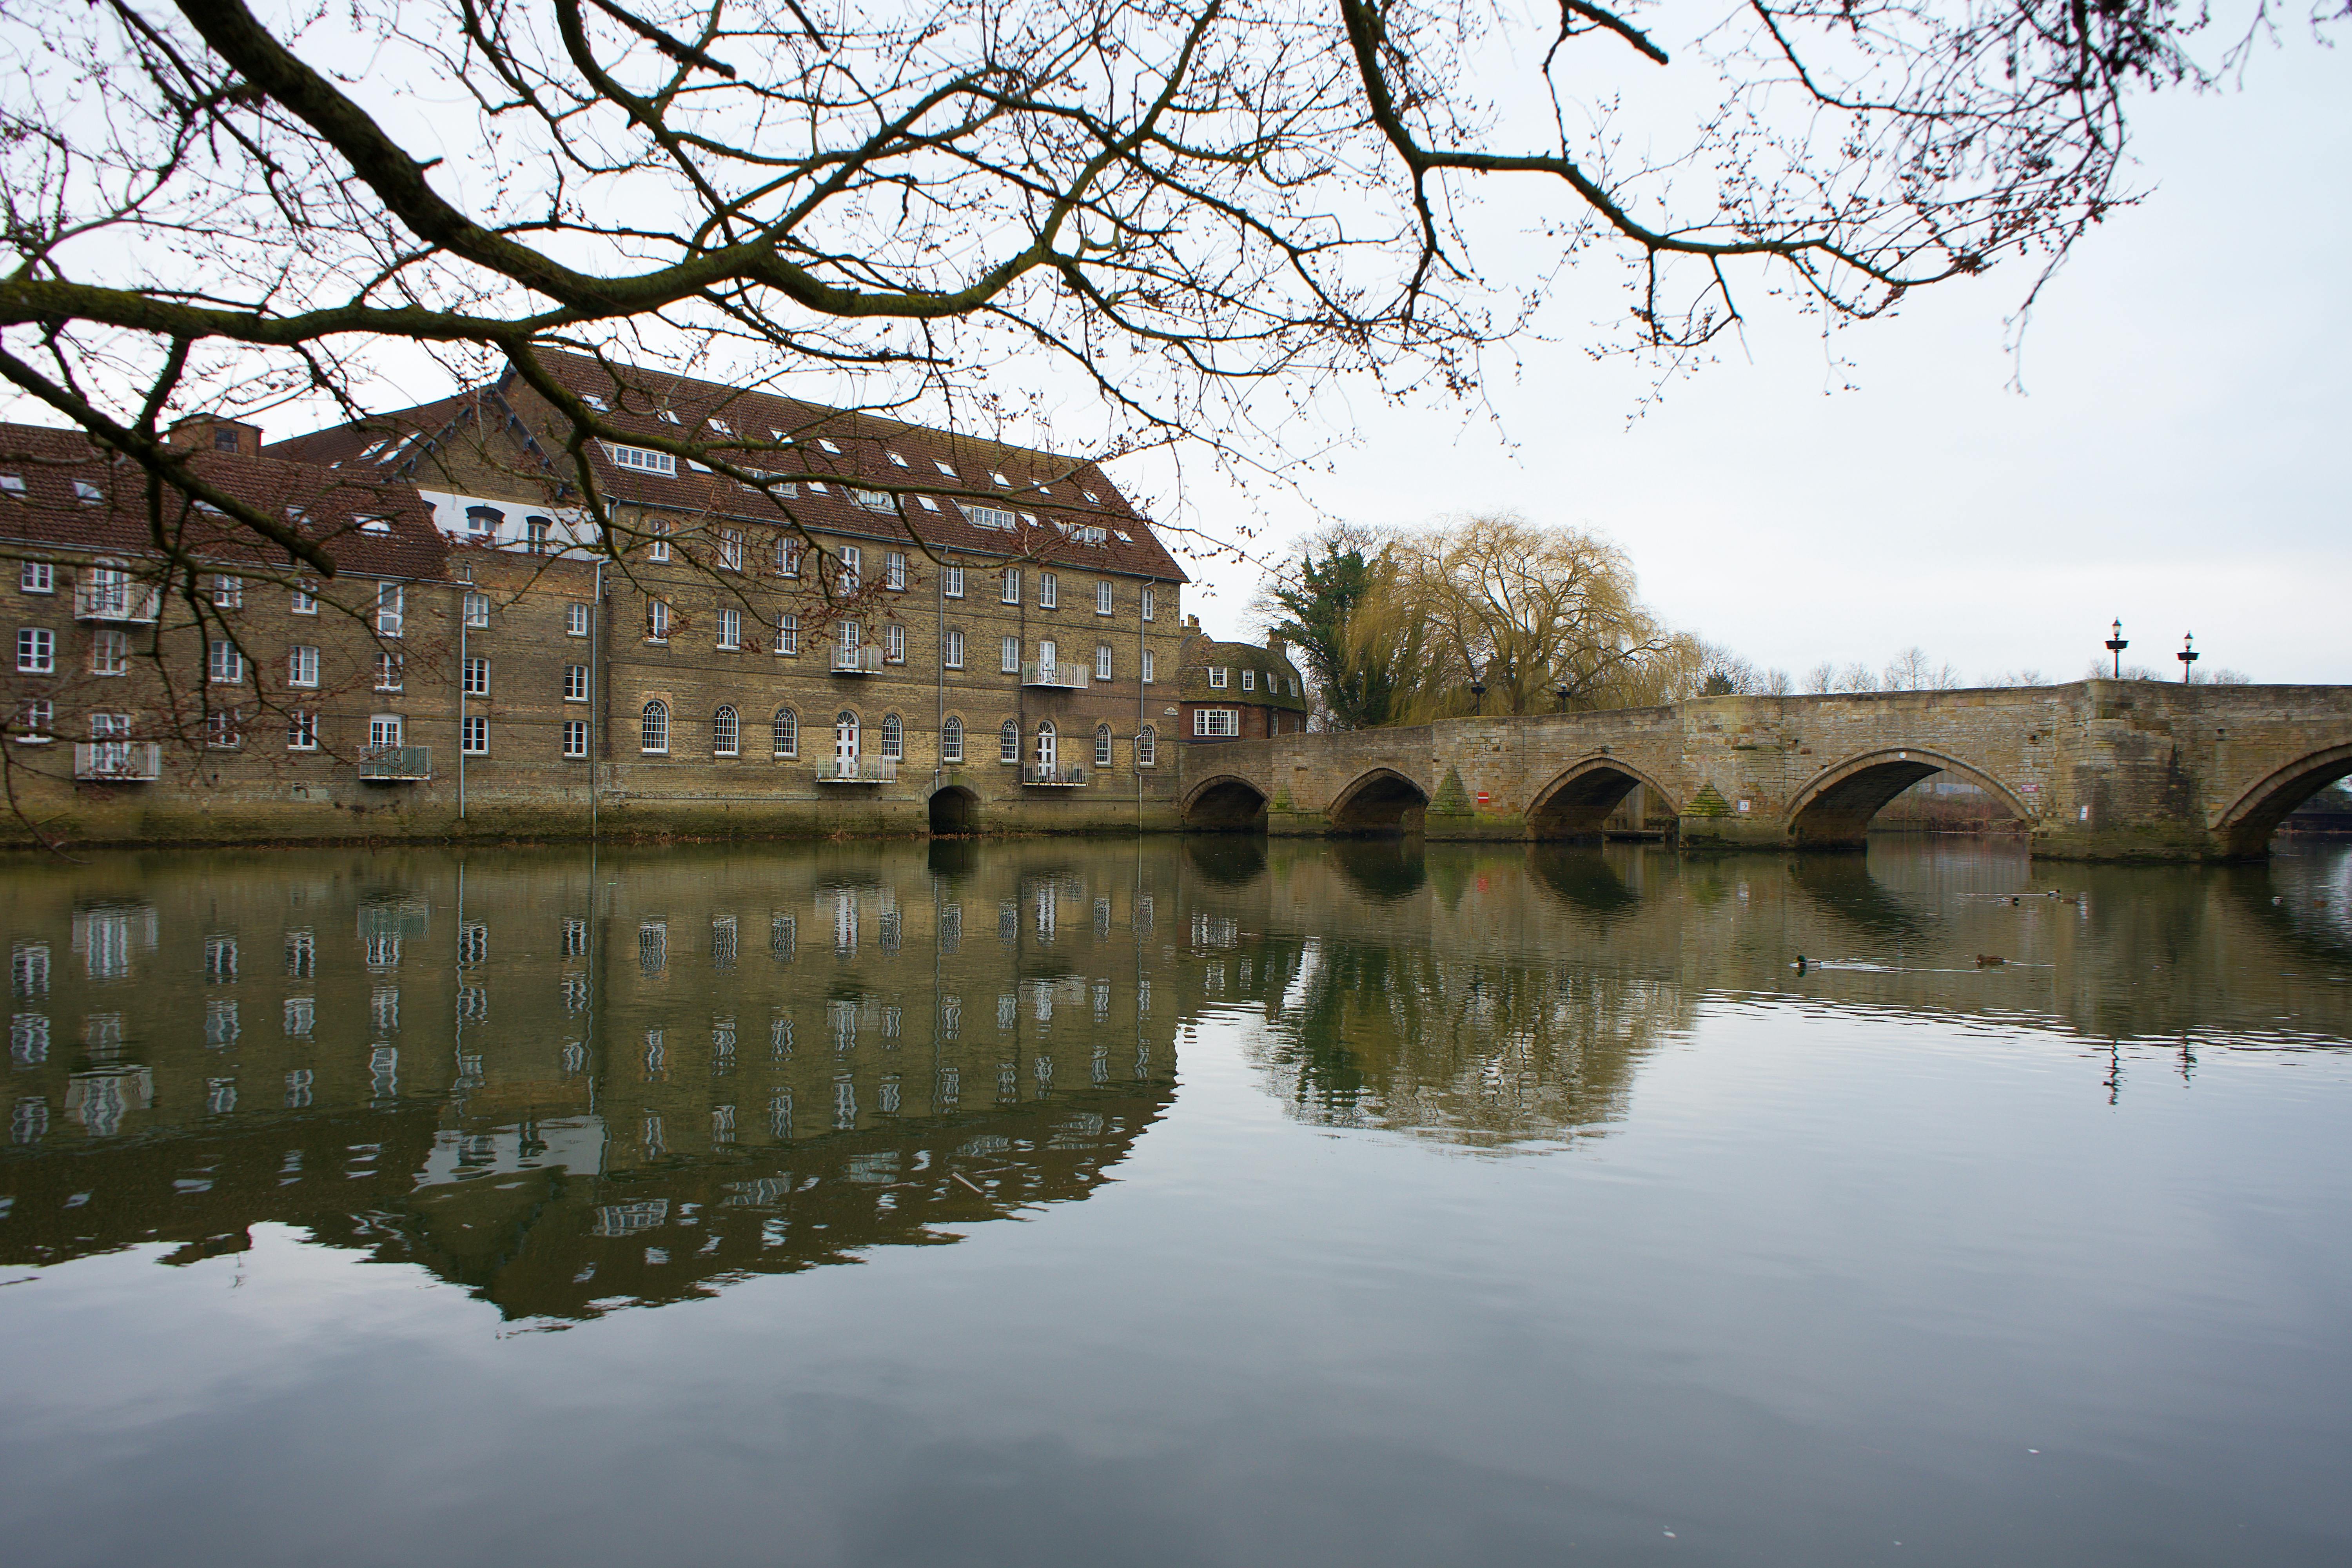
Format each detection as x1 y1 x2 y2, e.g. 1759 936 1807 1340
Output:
357 745 432 782
1023 764 1087 787
830 642 883 675
814 757 897 784
1020 661 1087 690
73 742 161 782
73 582 162 623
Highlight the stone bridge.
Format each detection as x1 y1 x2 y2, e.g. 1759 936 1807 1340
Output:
1174 681 2352 860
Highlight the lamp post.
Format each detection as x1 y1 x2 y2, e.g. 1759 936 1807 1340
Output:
2105 618 2129 679
1468 664 1486 715
2177 632 2199 684
1554 679 1571 713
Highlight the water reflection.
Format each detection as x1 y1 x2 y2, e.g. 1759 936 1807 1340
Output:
4 837 2350 1318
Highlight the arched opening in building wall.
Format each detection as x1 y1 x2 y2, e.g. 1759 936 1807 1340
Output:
1183 776 1269 832
1526 761 1676 841
1328 769 1429 835
1786 751 2027 849
928 786 980 835
2216 744 2352 858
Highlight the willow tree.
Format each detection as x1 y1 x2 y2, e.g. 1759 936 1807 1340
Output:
0 0 2266 571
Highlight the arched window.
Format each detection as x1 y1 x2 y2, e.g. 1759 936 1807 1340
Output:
773 707 798 757
999 720 1019 764
1094 723 1113 767
1137 726 1157 767
880 713 904 760
1035 720 1057 770
640 700 669 754
712 705 739 757
942 716 964 764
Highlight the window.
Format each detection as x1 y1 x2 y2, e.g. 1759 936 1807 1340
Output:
880 713 903 760
1001 567 1020 604
565 664 589 702
1035 720 1057 769
563 720 589 758
1242 668 1256 692
934 459 958 478
288 645 319 688
640 700 670 753
207 708 243 749
463 657 490 697
465 504 502 538
1142 586 1156 621
775 613 800 655
999 720 1019 764
1000 635 1019 673
886 551 907 590
567 602 591 636
966 504 1014 530
1039 572 1058 609
462 715 488 754
647 599 671 641
375 581 403 636
20 563 51 594
211 575 244 608
1095 644 1112 681
1096 581 1114 615
292 582 318 615
16 628 52 674
718 528 745 571
92 630 129 676
886 450 909 468
1142 648 1156 684
852 488 895 515
713 705 740 756
606 443 676 475
1195 708 1239 737
943 566 964 598
776 537 802 576
1137 726 1157 766
838 545 861 592
942 715 964 764
885 624 906 663
464 590 490 627
1209 666 1227 689
772 707 798 757
717 607 742 649
375 652 402 692
944 629 965 669
16 697 51 740
1095 724 1113 767
209 639 244 684
368 714 403 750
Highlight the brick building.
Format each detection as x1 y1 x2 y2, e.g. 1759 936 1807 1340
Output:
1178 619 1308 742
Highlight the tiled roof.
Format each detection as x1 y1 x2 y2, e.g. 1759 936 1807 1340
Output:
0 421 446 581
270 349 1189 583
1180 631 1308 710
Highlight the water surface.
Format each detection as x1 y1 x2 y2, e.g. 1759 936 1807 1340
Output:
2 836 2349 1565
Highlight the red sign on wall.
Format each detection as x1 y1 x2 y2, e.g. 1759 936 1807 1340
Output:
1475 791 1490 806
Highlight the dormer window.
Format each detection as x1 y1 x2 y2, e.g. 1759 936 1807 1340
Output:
852 488 896 515
465 505 503 537
962 504 1013 530
605 442 676 475
933 460 957 478
886 450 909 467
1209 667 1228 689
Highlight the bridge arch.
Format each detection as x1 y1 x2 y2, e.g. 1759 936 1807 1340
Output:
1786 748 2031 848
1182 773 1270 832
1328 768 1430 835
2213 742 2352 857
1526 756 1679 840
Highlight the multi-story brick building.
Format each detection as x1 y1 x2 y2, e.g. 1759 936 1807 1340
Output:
1178 619 1309 742
270 349 1191 836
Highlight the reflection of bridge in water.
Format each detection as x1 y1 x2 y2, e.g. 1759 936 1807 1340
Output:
1178 681 2352 860
4 838 2347 1311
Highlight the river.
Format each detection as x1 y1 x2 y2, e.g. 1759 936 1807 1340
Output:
2 836 2348 1565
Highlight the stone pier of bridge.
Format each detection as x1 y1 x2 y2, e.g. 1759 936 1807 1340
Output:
1174 681 2352 860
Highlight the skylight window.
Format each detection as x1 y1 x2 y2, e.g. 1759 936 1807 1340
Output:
1036 483 1053 495
806 479 828 493
709 417 732 436
359 516 393 535
1082 490 1098 503
1114 530 1133 542
991 471 1010 486
582 394 610 411
1018 511 1038 525
356 438 391 462
886 450 908 467
287 505 310 525
933 460 957 477
658 409 681 424
73 481 103 505
0 475 24 497
916 496 940 512
818 438 841 454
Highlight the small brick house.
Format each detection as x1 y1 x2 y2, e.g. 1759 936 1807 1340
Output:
1178 618 1308 741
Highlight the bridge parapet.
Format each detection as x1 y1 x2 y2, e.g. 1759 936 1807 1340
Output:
1176 681 2352 860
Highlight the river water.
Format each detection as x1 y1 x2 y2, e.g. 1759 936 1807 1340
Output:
1 835 2348 1566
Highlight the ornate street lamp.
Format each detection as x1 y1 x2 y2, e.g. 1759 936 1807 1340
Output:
2178 631 2199 684
1554 679 1571 713
1468 663 1486 715
2105 618 2129 679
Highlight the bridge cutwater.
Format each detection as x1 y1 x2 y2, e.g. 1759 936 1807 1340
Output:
1176 680 2352 860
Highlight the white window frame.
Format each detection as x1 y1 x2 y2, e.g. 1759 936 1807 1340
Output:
712 705 740 757
1095 644 1112 681
942 715 964 764
16 627 53 675
716 606 742 650
206 708 243 750
1142 648 1156 684
368 714 403 750
20 562 53 595
563 720 589 759
944 629 964 669
1141 586 1155 622
288 645 320 689
606 442 677 475
287 710 318 751
885 623 906 664
375 581 403 637
942 566 965 599
1208 666 1228 689
1001 567 1020 605
91 629 130 677
1000 635 1020 674
211 574 244 608
208 639 244 684
838 545 861 593
648 516 671 563
1137 726 1157 766
886 551 908 591
1096 581 1114 615
565 664 590 702
772 707 799 757
718 528 745 571
1243 668 1256 692
375 651 403 692
463 656 490 697
1039 572 1058 609
999 720 1020 764
291 582 318 615
461 714 489 755
640 700 670 754
566 602 592 636
1195 708 1239 738
880 713 904 760
775 613 800 656
647 599 671 642
1095 724 1113 767
463 591 490 628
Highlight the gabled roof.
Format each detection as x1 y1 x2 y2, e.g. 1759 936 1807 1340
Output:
0 421 446 581
270 348 1189 583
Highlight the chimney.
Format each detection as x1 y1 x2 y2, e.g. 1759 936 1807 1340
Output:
1266 631 1288 657
167 415 264 457
1186 613 1201 632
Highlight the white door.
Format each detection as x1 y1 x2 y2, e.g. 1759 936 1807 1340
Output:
1038 639 1058 680
1035 721 1056 773
835 711 859 776
370 715 403 750
91 713 130 773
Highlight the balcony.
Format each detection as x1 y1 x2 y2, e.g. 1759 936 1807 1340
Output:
73 583 162 623
830 642 883 675
1024 764 1087 787
358 745 432 782
1021 661 1087 690
815 758 897 784
73 742 161 782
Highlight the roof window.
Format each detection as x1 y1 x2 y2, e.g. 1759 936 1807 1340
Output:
933 460 957 477
1035 483 1053 495
73 481 103 505
0 474 23 498
886 450 908 467
355 438 391 462
962 503 1014 530
991 471 1010 486
709 417 732 436
1018 511 1038 526
658 408 681 424
852 488 897 515
806 479 828 493
818 438 842 454
604 442 677 476
916 496 940 512
1114 530 1134 542
581 394 610 411
359 516 393 535
1082 490 1098 503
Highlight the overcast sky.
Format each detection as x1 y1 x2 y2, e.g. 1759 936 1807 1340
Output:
1159 32 2351 688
